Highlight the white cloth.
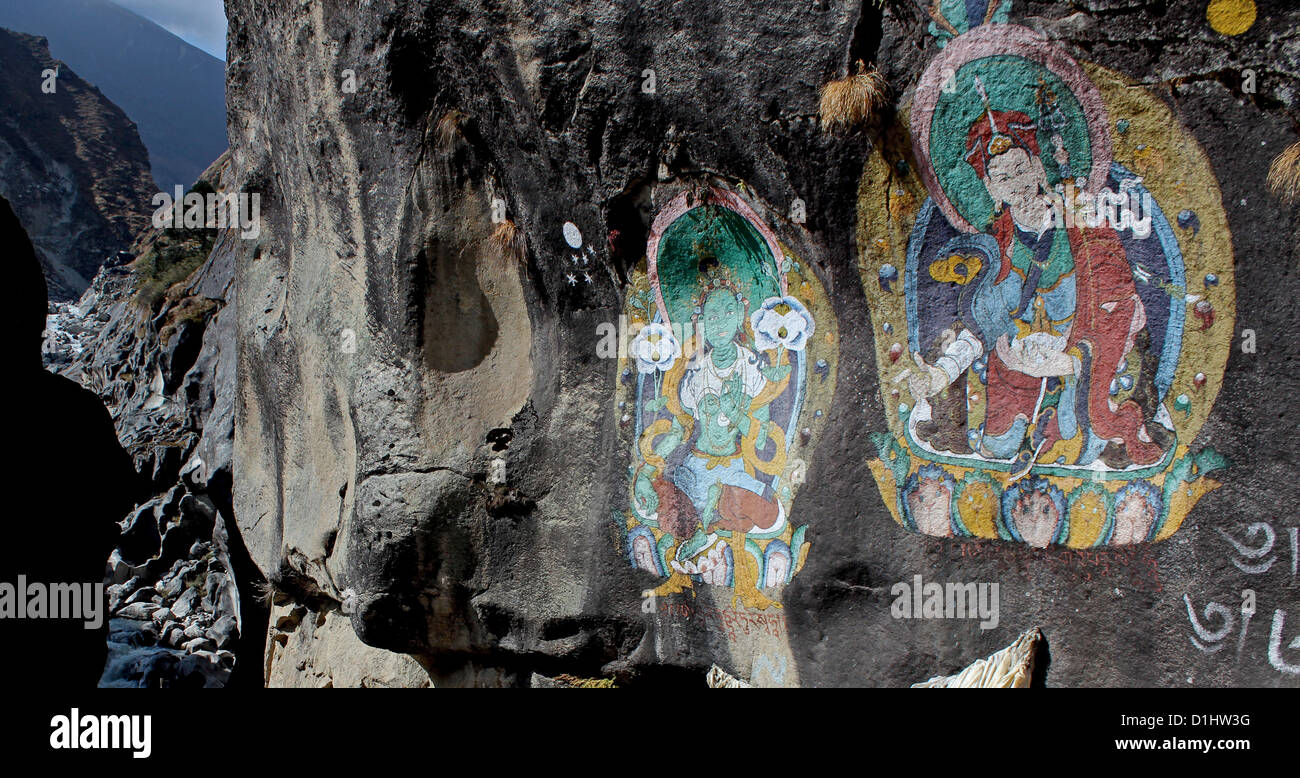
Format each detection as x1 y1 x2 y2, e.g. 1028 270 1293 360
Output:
935 329 984 384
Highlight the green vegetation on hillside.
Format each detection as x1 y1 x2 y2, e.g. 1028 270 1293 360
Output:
132 179 217 310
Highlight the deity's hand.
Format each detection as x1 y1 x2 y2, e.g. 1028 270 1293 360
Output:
1022 352 1075 378
997 334 1074 378
634 470 659 516
728 398 752 429
654 422 684 459
994 334 1020 373
906 352 950 400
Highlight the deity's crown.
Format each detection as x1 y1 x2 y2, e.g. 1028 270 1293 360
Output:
690 266 744 314
963 76 1039 178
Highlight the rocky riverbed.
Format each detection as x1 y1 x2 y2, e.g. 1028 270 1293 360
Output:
41 153 264 687
101 539 239 688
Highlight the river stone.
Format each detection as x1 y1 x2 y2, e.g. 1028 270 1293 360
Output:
183 637 217 654
206 615 239 649
122 586 159 607
116 602 157 621
170 587 200 620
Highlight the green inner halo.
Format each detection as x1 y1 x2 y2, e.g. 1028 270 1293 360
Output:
656 205 781 326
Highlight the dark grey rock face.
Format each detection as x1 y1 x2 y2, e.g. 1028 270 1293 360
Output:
225 0 1299 686
0 195 139 689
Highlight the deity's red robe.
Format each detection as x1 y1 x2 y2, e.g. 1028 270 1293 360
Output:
983 210 1161 466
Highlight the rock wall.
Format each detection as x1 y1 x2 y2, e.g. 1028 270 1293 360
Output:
0 29 156 299
1 194 139 690
227 0 1299 686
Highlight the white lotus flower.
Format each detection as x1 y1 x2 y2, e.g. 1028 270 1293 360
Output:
631 323 681 374
751 295 815 351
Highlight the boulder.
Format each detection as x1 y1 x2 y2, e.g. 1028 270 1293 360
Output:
116 503 161 567
121 587 159 607
156 574 186 600
206 615 238 649
163 623 186 647
106 577 139 611
115 602 156 621
107 550 133 585
170 587 199 620
182 637 216 654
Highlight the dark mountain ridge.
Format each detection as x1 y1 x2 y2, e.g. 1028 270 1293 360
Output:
0 0 227 192
0 28 156 298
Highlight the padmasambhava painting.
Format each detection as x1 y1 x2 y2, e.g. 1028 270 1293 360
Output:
618 186 836 609
859 2 1234 548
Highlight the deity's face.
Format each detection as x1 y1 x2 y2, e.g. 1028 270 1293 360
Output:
983 147 1050 218
701 289 743 349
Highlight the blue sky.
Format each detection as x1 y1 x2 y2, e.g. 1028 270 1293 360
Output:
113 0 227 60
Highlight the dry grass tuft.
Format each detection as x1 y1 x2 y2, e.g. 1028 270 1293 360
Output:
436 109 466 148
254 579 278 610
489 218 524 264
1267 140 1300 202
819 60 888 133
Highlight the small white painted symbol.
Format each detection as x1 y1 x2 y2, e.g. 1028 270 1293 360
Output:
562 221 583 249
1217 522 1275 574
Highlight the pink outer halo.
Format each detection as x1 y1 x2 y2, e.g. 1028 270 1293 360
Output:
910 24 1113 234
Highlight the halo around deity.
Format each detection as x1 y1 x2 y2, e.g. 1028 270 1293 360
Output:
647 188 786 327
911 23 1113 233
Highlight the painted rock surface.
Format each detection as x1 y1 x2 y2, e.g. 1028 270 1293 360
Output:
618 186 837 611
858 17 1235 549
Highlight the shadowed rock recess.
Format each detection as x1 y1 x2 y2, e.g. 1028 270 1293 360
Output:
224 0 1299 686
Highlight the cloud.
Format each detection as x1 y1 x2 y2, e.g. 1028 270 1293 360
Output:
111 0 227 60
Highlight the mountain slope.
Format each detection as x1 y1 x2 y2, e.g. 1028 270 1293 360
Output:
0 0 227 191
0 29 156 298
